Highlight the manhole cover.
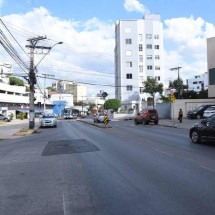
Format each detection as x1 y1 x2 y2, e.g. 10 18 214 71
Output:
41 139 99 156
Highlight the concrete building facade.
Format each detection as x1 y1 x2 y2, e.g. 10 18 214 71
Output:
207 37 215 97
52 81 86 103
186 72 208 92
115 14 164 107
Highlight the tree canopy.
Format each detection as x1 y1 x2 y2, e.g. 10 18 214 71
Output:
104 99 121 111
9 76 24 86
142 77 163 108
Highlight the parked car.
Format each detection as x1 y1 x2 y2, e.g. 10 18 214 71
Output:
40 114 57 128
189 114 215 143
203 106 215 118
134 108 159 125
0 113 11 122
187 105 214 119
94 113 105 123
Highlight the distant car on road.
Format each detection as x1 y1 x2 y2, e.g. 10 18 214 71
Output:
94 113 106 123
40 114 57 128
187 105 214 119
203 106 215 118
189 114 215 143
134 108 159 125
0 113 11 122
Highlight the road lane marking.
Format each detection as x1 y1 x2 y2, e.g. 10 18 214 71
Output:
200 165 215 173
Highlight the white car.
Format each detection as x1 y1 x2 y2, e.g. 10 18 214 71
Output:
94 113 105 123
203 106 215 118
40 114 57 128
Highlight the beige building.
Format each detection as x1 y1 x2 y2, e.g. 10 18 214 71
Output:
207 37 215 97
52 81 86 103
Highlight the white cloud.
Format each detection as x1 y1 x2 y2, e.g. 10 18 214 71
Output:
0 7 115 97
124 0 149 14
163 16 215 85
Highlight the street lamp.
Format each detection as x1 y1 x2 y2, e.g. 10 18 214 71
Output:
169 66 182 99
35 41 63 68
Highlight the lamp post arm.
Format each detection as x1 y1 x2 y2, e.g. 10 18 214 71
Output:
34 41 63 69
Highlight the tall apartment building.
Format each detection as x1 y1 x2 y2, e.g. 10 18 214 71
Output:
207 37 215 97
115 14 164 104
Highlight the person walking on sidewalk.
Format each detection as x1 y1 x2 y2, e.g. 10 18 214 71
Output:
178 108 183 123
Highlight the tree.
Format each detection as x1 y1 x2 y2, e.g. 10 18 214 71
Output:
46 86 55 91
104 99 121 112
89 103 96 110
9 77 24 86
142 77 163 108
169 78 188 99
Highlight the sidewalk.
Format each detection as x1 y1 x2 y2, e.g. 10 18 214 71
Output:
0 118 40 139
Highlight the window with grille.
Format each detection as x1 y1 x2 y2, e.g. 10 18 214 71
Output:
126 38 132 44
126 85 133 91
126 74 132 79
146 44 152 49
139 44 143 51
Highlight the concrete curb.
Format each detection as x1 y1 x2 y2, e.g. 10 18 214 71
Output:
77 119 112 128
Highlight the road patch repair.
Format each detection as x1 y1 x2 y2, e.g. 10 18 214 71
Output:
41 139 99 156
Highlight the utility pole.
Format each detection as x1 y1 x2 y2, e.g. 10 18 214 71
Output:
26 36 51 129
42 73 55 113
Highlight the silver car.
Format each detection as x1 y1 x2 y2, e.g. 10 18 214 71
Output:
40 114 57 128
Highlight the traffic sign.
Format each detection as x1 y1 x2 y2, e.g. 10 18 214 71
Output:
170 94 175 103
104 115 108 126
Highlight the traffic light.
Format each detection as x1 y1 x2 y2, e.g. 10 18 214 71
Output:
102 92 108 98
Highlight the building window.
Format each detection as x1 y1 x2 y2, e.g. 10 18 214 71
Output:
147 55 152 60
147 65 153 70
138 34 143 41
140 87 144 93
139 44 143 51
156 76 160 81
125 28 131 33
126 85 133 91
193 81 197 84
154 34 159 39
126 61 132 67
126 38 132 44
146 34 152 39
155 45 159 49
139 65 143 73
126 74 132 79
155 66 160 70
139 76 143 81
126 50 132 56
155 55 160 60
146 44 152 49
139 55 143 62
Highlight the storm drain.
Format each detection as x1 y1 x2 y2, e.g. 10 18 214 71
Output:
41 139 99 156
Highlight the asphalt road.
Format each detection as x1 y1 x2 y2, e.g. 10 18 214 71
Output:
0 119 215 215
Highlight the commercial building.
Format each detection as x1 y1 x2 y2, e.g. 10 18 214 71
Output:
207 37 215 97
52 81 86 103
115 14 164 110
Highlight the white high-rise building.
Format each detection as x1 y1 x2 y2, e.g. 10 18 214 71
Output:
115 14 164 106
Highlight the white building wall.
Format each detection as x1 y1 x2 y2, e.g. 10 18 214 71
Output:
50 94 74 107
115 14 164 104
187 72 208 92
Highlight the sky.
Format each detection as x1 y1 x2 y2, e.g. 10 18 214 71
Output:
0 0 215 98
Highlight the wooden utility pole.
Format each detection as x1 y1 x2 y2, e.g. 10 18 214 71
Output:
26 36 51 129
